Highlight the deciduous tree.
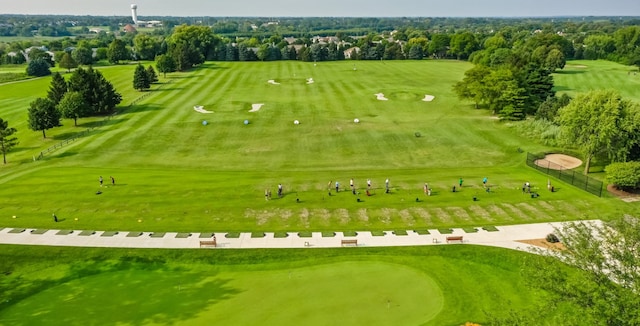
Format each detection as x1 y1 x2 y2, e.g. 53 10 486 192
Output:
28 98 61 138
57 91 90 126
26 58 51 77
558 90 640 174
520 218 640 325
57 52 77 72
155 54 176 77
107 39 130 64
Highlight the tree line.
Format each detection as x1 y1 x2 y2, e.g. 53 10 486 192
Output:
27 68 121 139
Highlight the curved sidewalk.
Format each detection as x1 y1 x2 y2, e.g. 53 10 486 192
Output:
0 220 601 251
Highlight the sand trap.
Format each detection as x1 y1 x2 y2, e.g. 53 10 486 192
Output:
422 95 435 102
194 105 213 114
307 78 314 84
374 93 388 101
267 80 280 85
249 103 264 112
534 154 582 170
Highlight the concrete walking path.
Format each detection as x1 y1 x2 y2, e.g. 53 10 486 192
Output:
0 220 602 251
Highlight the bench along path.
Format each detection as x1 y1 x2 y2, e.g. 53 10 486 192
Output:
0 220 603 251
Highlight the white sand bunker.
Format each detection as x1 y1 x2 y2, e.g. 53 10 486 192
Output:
307 78 314 84
374 93 388 101
422 95 435 102
267 80 280 85
535 154 582 170
249 103 264 112
194 105 213 114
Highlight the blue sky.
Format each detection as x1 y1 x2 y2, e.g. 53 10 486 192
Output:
2 0 640 17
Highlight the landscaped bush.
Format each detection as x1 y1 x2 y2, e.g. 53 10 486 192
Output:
546 233 560 243
605 161 640 190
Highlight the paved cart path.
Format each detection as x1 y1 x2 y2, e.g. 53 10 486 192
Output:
0 220 602 252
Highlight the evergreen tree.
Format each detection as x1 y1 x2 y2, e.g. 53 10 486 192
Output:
0 118 19 164
47 72 68 106
146 65 158 83
133 64 151 91
28 98 61 138
68 67 122 115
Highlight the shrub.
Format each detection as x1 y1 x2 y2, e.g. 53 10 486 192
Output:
26 58 51 77
605 161 640 190
546 233 560 243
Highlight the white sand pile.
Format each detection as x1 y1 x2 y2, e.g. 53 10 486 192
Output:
194 105 213 113
422 95 435 102
307 78 314 84
267 80 280 85
249 103 264 112
374 93 389 101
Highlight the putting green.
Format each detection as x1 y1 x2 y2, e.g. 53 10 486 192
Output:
0 261 442 325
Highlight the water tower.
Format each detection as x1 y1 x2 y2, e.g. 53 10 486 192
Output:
131 4 138 25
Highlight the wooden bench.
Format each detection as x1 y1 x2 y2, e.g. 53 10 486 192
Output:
199 240 217 248
446 236 463 243
341 239 358 247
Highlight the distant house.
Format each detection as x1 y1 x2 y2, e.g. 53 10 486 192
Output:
344 47 360 59
123 24 137 33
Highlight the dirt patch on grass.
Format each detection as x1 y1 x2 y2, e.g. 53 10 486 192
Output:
534 154 582 170
399 209 416 226
501 203 527 220
299 208 310 228
432 207 452 223
336 209 350 225
486 204 510 219
517 238 566 250
515 203 549 219
607 184 640 202
446 207 472 222
537 201 556 210
244 208 273 226
410 208 432 224
357 208 369 223
379 208 394 225
469 205 494 222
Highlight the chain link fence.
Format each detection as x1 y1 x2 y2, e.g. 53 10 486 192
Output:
526 152 603 197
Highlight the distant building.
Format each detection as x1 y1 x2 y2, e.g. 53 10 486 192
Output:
123 24 137 33
344 47 360 59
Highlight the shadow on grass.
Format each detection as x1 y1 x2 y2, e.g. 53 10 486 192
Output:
125 104 164 114
7 146 39 154
552 86 572 92
0 264 242 326
77 118 125 129
555 70 586 75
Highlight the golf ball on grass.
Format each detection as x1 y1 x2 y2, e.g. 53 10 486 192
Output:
244 120 249 125
294 120 300 125
354 118 360 123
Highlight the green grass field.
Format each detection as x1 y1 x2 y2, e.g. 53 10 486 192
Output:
1 59 639 325
0 60 637 233
0 244 540 325
555 60 640 102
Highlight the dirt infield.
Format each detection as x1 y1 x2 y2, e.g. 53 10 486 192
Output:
534 154 582 170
